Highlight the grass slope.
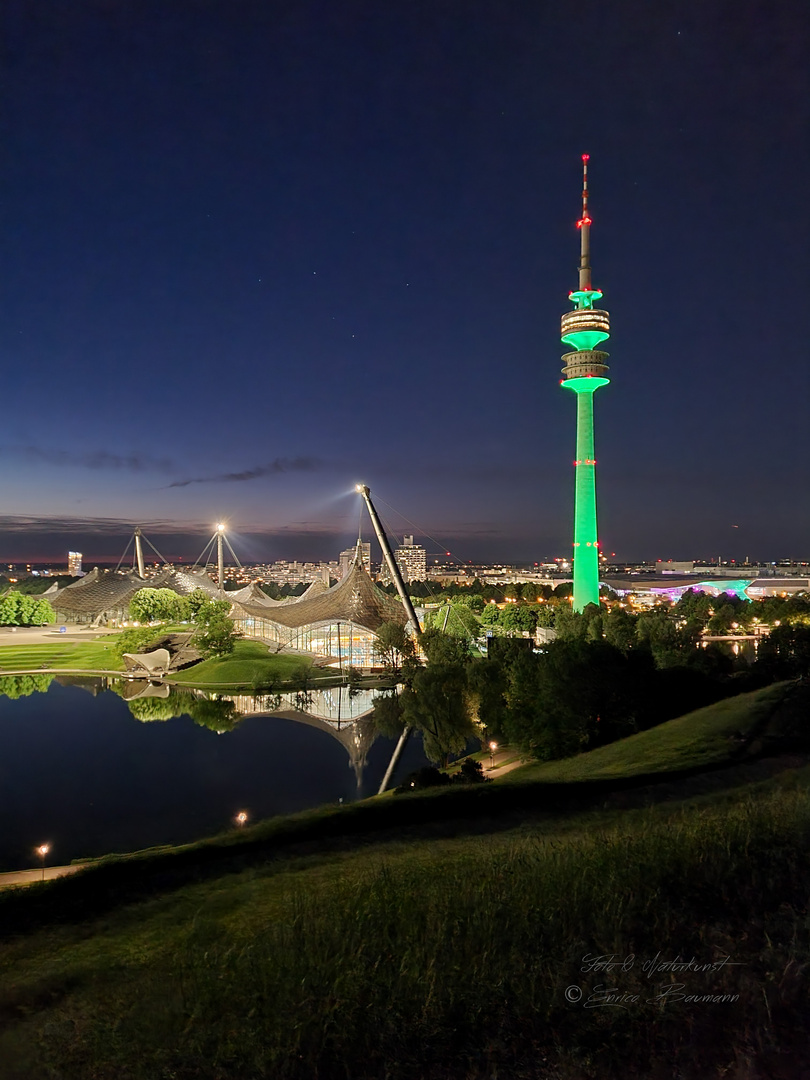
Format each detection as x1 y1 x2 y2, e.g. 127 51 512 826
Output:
1 771 808 1080
506 680 792 784
2 681 808 1079
169 639 314 687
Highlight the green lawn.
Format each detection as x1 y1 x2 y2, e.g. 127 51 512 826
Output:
170 639 314 687
0 637 315 687
0 639 122 672
505 680 792 783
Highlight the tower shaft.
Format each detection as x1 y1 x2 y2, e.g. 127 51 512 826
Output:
572 390 600 609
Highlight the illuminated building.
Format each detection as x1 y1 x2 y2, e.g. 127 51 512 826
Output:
380 535 427 584
67 551 83 576
231 561 407 668
560 155 610 612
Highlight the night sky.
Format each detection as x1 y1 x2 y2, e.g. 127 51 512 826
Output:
2 1 808 567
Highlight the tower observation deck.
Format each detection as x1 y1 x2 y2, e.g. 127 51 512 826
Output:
560 155 610 611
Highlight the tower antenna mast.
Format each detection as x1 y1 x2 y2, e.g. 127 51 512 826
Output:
578 153 592 291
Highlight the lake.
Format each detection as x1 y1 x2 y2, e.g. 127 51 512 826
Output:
0 676 431 872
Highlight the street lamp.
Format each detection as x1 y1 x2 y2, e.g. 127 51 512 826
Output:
489 741 498 768
36 843 50 881
235 811 248 828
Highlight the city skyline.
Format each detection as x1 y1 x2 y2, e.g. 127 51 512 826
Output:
2 2 807 565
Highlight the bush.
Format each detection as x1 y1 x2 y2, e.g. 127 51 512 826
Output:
457 757 486 783
395 766 451 793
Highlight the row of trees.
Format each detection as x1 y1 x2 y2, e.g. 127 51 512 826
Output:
415 587 810 670
128 587 216 624
382 578 570 604
126 589 240 658
371 600 810 766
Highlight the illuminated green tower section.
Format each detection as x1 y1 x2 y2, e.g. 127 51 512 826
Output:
560 155 610 612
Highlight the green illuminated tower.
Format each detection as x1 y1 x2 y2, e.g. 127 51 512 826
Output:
560 155 610 612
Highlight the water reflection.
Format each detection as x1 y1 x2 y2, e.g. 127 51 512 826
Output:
0 677 429 871
0 675 386 789
0 673 55 699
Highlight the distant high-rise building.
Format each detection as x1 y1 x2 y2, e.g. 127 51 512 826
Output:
68 551 83 576
339 542 371 579
396 535 426 583
380 535 427 584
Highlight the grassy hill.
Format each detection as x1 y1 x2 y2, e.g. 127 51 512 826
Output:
169 639 314 687
506 680 793 783
1 680 808 1080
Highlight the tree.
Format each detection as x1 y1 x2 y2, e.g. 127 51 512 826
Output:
756 624 810 680
675 588 713 625
420 628 471 665
603 607 637 652
636 608 687 668
454 593 485 615
193 616 240 659
129 588 161 623
554 605 588 640
192 599 241 658
0 673 54 698
501 639 651 760
371 689 407 738
375 628 478 765
535 602 557 629
706 599 745 636
186 696 241 731
186 588 213 618
0 591 55 626
424 601 481 641
31 598 56 625
466 656 510 737
373 621 417 679
500 603 538 635
400 661 476 764
126 694 186 722
480 603 502 628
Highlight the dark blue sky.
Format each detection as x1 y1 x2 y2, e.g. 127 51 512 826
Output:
1 0 807 566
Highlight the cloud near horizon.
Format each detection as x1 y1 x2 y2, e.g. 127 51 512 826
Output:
168 457 322 488
0 446 174 472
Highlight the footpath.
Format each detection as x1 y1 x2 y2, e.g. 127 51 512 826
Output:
0 864 88 890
